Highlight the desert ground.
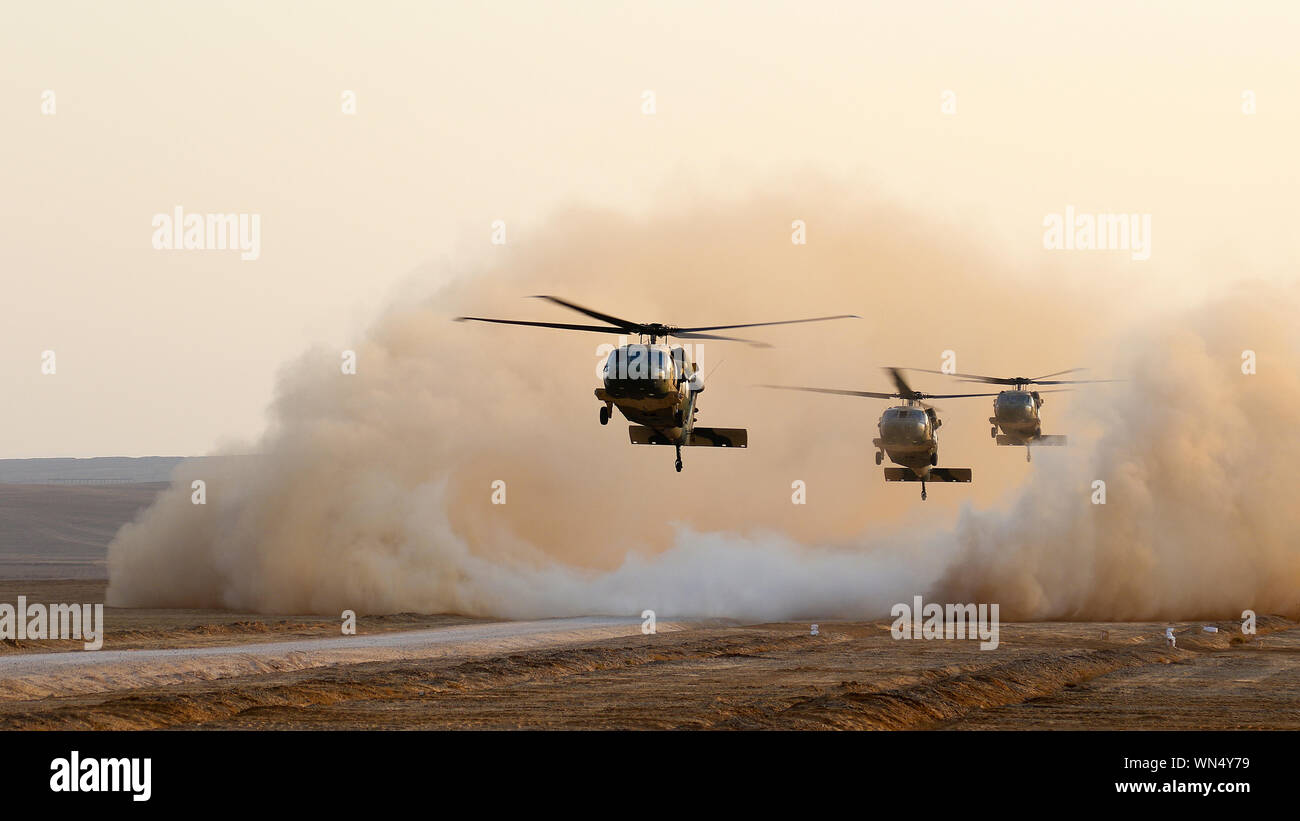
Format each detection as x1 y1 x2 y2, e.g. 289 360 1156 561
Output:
0 483 166 579
2 578 1297 731
2 478 1298 730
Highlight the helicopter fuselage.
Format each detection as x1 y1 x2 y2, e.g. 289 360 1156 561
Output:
595 343 700 445
990 389 1043 444
872 405 939 478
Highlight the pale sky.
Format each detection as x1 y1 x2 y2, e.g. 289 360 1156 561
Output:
2 0 1296 457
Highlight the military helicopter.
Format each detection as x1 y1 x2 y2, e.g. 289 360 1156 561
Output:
456 296 856 471
903 367 1118 461
764 368 996 500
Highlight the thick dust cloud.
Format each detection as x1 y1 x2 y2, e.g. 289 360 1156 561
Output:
934 284 1300 620
106 188 1299 621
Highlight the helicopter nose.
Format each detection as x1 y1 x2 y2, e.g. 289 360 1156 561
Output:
998 399 1033 420
883 418 927 442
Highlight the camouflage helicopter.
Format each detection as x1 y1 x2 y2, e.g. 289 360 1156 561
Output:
903 367 1118 461
764 368 996 500
456 295 856 472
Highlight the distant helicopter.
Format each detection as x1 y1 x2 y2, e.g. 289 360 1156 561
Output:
456 295 857 472
903 367 1118 461
764 368 996 500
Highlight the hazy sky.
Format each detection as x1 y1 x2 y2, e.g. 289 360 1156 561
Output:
2 1 1297 457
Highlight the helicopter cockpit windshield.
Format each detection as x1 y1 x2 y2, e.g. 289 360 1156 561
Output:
604 345 675 385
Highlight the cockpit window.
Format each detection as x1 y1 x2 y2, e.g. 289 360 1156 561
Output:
887 408 923 421
605 346 674 381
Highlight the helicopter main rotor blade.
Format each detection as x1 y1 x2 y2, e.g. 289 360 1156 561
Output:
678 314 859 332
923 392 1002 399
674 331 771 347
955 377 1120 386
886 367 917 397
905 366 1116 386
899 367 1021 385
464 296 854 350
454 317 626 334
530 295 642 332
760 385 899 400
1030 367 1087 381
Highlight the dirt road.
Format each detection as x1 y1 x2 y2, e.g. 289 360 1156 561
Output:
0 616 700 702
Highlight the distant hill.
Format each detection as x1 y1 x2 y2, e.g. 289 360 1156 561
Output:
0 456 254 485
0 483 170 579
0 457 188 484
0 457 258 579
0 457 236 579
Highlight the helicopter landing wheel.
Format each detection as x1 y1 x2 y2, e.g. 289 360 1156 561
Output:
921 483 927 501
991 426 997 438
599 406 610 425
1026 448 1031 463
875 451 882 466
675 459 683 472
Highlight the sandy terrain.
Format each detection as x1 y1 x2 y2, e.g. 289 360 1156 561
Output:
0 484 166 579
1 580 1296 730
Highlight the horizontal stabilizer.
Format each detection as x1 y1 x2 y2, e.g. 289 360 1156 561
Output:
628 426 748 447
628 426 675 446
688 427 747 448
883 467 972 483
995 434 1068 447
